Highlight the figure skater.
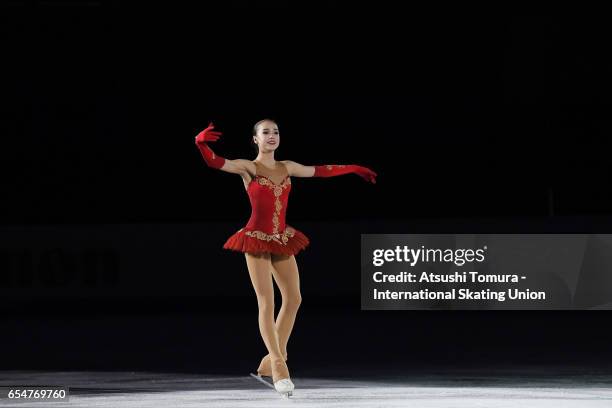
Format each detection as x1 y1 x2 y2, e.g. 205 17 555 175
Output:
194 119 377 397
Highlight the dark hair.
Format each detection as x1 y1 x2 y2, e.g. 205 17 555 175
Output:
251 118 278 154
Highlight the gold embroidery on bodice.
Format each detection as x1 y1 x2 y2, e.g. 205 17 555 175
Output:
244 161 293 245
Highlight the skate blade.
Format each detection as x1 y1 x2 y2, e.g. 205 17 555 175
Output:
249 372 275 389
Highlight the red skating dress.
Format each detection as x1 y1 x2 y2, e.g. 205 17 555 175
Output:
223 161 310 256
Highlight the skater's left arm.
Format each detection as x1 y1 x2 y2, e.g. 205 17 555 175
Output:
283 160 377 184
282 160 315 177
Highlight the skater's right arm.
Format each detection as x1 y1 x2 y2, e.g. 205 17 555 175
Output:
194 122 252 176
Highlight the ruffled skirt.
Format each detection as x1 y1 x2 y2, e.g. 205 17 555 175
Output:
223 225 310 256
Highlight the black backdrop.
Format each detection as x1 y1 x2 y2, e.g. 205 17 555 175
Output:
3 2 612 373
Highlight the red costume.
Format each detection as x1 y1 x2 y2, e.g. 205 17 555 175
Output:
194 122 377 256
223 161 310 256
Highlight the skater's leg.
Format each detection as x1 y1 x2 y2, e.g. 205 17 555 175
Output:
245 252 289 381
256 254 300 376
270 254 302 357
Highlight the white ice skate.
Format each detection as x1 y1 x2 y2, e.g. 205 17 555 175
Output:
249 373 294 398
273 377 294 398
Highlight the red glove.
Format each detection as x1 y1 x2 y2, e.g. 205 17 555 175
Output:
195 122 226 169
314 164 377 184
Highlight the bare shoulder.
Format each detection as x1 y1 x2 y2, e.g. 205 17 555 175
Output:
281 159 298 167
280 160 315 178
234 159 256 175
281 160 295 174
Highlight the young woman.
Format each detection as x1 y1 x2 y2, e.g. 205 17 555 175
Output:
195 119 377 396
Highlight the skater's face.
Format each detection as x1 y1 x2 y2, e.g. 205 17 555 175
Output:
253 121 280 152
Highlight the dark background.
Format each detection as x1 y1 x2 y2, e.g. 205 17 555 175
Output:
2 2 612 375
